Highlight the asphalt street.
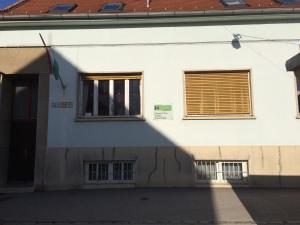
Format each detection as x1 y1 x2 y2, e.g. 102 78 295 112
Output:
0 188 300 225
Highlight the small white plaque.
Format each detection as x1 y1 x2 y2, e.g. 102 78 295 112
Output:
52 101 73 108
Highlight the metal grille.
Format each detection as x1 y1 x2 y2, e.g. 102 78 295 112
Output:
88 163 97 181
123 162 133 180
222 162 243 180
113 163 122 180
195 161 247 182
195 161 217 180
86 161 134 183
98 163 108 180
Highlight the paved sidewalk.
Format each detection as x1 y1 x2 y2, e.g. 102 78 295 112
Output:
1 188 300 225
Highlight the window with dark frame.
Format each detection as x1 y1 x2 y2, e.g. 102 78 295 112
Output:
48 3 77 13
0 0 26 11
100 2 125 13
80 73 142 118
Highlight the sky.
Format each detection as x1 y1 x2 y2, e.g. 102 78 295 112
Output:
0 0 20 10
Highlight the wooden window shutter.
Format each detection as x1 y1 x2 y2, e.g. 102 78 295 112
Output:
185 71 251 116
80 72 142 80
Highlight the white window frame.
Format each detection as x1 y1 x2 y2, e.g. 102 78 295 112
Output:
84 161 136 184
195 160 248 184
78 72 143 120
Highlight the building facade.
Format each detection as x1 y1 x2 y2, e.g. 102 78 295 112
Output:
1 0 300 190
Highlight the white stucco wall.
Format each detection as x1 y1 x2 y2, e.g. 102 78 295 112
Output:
1 22 300 147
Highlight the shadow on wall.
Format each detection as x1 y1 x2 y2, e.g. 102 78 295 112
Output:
1 47 300 223
0 48 201 188
0 46 218 222
47 51 198 189
0 47 49 187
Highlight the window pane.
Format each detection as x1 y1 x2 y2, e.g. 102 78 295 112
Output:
114 80 125 115
98 163 108 180
88 163 97 181
222 162 243 180
82 80 93 116
13 80 30 120
98 80 109 116
123 163 133 180
129 80 141 115
113 163 122 180
196 161 216 180
31 80 38 120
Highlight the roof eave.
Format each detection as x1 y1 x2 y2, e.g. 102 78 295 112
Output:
1 8 300 28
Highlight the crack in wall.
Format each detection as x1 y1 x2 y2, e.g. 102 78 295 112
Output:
174 147 182 172
260 146 264 168
278 146 282 187
147 147 158 185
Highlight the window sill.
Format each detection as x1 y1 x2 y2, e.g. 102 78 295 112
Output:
195 180 249 187
81 183 135 189
297 115 300 119
85 180 135 184
75 116 145 122
183 115 256 120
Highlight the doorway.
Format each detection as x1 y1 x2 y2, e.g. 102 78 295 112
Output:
7 76 38 184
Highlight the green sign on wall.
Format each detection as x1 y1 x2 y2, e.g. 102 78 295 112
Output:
154 104 173 120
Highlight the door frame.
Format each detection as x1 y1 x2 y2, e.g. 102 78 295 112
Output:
7 76 38 184
0 73 50 189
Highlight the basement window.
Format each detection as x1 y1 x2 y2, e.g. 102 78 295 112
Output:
195 161 248 183
100 2 125 13
48 3 77 13
84 161 135 184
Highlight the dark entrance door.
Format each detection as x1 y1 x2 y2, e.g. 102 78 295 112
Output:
7 77 38 184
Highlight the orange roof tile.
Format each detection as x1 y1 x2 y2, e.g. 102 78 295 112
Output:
1 0 300 15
